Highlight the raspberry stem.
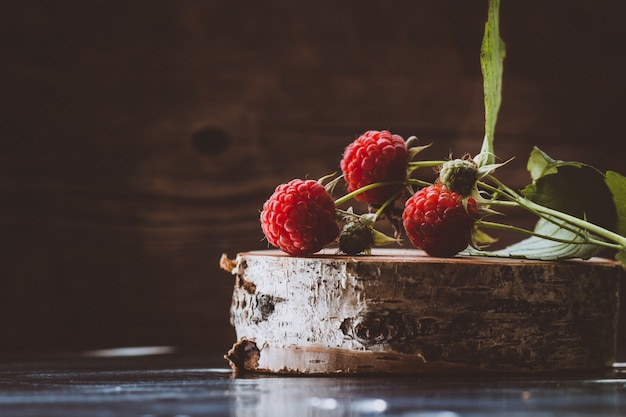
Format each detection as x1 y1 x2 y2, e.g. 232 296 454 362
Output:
477 175 626 250
407 160 447 176
333 181 403 206
373 191 402 219
476 220 622 251
405 178 434 188
407 160 446 168
476 180 602 245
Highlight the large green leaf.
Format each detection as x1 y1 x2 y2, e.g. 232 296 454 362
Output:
605 170 626 238
521 148 617 231
607 171 626 266
465 217 604 260
466 148 618 261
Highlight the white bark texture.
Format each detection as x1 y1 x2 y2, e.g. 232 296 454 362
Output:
224 249 622 374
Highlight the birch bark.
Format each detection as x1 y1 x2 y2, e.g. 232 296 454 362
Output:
223 249 622 374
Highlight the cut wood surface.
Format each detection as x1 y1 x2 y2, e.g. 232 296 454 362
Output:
226 249 622 374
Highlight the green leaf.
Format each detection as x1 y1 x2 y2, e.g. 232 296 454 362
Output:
465 217 604 260
407 142 433 161
471 227 499 249
372 229 399 247
526 147 582 181
476 0 505 168
521 148 617 231
476 157 513 180
467 149 620 262
605 170 626 238
526 147 556 180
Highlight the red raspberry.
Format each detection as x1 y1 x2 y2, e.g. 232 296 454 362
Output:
340 130 409 205
260 179 340 256
402 184 478 257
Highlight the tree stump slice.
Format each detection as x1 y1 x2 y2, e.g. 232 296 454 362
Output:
223 248 622 375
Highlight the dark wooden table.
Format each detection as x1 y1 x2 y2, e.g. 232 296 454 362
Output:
1 352 624 416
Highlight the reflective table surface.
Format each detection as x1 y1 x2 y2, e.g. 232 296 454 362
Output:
0 351 625 416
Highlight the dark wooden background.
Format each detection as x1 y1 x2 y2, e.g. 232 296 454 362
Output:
2 1 625 359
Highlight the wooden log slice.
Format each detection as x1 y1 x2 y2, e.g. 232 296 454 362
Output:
222 248 623 375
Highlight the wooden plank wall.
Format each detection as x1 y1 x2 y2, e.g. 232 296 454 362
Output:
2 0 625 359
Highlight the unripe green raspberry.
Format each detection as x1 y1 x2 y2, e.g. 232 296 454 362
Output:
339 221 374 255
438 158 478 197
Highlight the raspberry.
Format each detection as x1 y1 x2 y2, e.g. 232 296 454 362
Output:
402 184 478 257
340 130 409 205
438 157 478 197
260 179 340 256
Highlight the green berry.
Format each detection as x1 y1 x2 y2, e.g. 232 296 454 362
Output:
339 221 375 255
438 158 478 196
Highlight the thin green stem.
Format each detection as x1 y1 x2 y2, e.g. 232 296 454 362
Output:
407 160 447 168
477 180 583 236
483 175 626 249
477 220 621 250
475 178 518 202
405 178 434 188
333 181 402 206
374 191 402 219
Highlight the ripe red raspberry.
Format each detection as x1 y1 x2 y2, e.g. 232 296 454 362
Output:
260 179 340 256
340 130 409 205
402 184 478 257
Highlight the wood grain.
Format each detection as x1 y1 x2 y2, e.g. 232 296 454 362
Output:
1 1 625 357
